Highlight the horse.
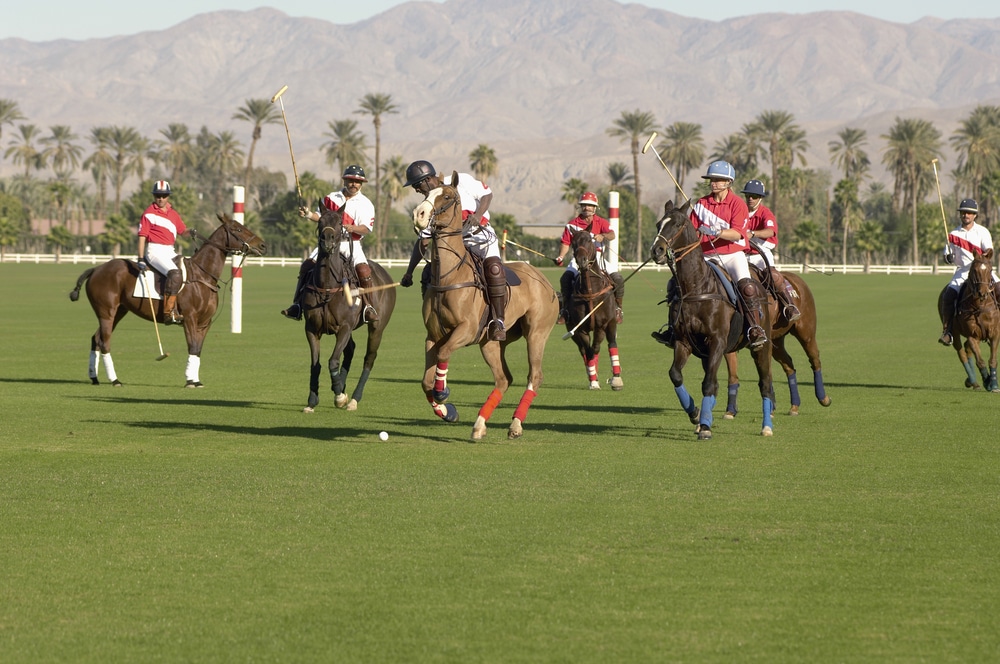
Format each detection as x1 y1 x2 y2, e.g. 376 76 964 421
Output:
412 173 559 441
298 208 396 412
565 227 623 390
650 199 775 439
946 248 1000 392
69 213 266 387
723 266 831 417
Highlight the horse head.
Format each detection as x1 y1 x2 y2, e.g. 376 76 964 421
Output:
968 248 995 301
650 199 693 265
570 227 598 271
317 208 346 258
211 212 267 256
412 171 462 236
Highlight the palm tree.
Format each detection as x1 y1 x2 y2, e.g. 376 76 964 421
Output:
321 119 368 175
356 93 398 237
107 125 141 214
747 110 809 208
950 105 1000 204
711 132 759 178
83 127 116 220
882 116 943 264
380 155 408 243
4 124 46 178
833 178 861 265
659 121 704 198
828 127 870 183
785 219 826 266
233 98 283 195
0 98 26 145
607 109 657 261
561 178 589 207
854 220 886 272
41 125 83 178
469 144 498 182
156 123 195 181
607 162 633 191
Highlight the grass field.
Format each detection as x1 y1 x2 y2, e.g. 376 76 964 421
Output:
1 261 998 662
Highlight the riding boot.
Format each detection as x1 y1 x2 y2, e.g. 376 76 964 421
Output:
282 258 315 320
651 277 678 347
484 256 508 341
558 269 574 325
938 286 958 345
611 271 625 323
738 278 767 350
163 270 184 325
771 268 801 322
355 262 379 322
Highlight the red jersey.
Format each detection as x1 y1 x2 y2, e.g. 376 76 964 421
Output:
560 214 612 254
689 191 750 256
138 203 186 246
746 203 778 253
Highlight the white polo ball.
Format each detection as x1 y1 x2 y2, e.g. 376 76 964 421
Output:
379 431 389 441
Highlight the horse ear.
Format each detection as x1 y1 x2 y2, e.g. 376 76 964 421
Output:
217 212 229 224
452 171 460 185
986 248 994 261
680 200 691 214
664 200 675 215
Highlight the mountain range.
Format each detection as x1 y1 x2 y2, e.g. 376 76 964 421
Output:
2 0 1000 234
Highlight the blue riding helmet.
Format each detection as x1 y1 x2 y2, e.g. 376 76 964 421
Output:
741 179 767 197
958 198 979 213
342 165 367 182
702 161 736 182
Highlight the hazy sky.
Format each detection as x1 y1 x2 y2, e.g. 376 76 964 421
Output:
3 0 997 42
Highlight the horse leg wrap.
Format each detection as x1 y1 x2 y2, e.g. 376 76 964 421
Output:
787 371 801 407
433 362 449 401
609 348 621 376
478 388 504 421
674 385 696 415
185 355 201 383
812 370 826 402
101 353 118 383
699 395 717 428
726 382 739 415
512 389 537 423
89 349 100 380
761 397 774 430
585 356 599 381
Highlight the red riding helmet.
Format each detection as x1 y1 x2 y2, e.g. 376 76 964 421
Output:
579 192 600 208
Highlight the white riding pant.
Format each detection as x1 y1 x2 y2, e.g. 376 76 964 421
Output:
144 243 179 275
706 251 751 282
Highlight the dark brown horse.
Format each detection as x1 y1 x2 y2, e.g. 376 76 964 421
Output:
412 173 559 440
299 209 396 412
650 200 775 439
945 248 1000 392
723 266 831 417
565 227 623 390
69 213 266 387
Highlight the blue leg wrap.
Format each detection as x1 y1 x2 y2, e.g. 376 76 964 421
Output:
726 383 739 414
762 397 774 429
788 371 801 407
813 370 826 402
699 395 716 428
674 385 696 415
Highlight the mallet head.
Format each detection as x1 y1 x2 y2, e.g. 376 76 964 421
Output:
641 132 658 155
270 85 289 103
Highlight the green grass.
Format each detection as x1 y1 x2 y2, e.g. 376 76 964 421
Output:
1 263 998 662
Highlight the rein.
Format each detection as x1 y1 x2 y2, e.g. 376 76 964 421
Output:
428 196 480 292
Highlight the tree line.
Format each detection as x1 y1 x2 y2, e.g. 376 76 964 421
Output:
2 95 999 267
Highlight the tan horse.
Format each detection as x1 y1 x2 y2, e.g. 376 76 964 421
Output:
69 213 266 387
412 174 559 440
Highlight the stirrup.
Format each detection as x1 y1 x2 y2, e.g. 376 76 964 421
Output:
939 331 953 346
165 311 184 326
784 305 801 322
748 326 767 350
363 304 379 322
615 307 624 324
281 303 302 320
488 320 506 341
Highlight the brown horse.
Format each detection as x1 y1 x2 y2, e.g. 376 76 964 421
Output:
723 266 831 417
650 200 775 439
412 173 559 440
945 248 1000 392
565 227 623 390
69 213 266 387
299 209 396 412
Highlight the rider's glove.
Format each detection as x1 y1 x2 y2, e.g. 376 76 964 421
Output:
554 256 564 267
945 252 955 265
137 260 147 272
400 273 413 288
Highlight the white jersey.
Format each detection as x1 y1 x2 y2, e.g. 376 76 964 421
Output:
946 222 999 289
416 172 499 258
322 190 375 240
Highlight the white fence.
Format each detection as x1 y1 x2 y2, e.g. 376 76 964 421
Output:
0 253 946 276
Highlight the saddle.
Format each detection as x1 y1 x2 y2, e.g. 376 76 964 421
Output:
132 256 188 299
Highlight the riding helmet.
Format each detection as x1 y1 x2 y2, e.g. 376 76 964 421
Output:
741 179 767 197
404 160 436 187
579 192 600 208
342 165 367 182
958 198 979 214
702 161 736 182
152 180 171 197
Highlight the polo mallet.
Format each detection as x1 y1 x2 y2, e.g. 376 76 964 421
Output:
642 132 690 203
931 158 952 260
562 300 605 340
621 257 652 284
140 269 169 361
344 281 401 304
504 238 558 263
271 85 302 205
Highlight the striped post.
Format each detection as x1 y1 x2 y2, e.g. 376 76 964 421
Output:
606 191 620 273
231 185 245 334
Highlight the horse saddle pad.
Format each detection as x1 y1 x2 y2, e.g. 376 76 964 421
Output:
131 259 187 299
503 266 522 287
707 261 738 305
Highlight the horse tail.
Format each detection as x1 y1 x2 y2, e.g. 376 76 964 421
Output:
68 267 97 302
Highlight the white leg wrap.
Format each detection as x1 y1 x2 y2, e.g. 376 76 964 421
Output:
101 353 117 382
185 355 201 382
89 350 100 379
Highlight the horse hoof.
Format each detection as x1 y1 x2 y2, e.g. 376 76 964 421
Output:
508 418 524 439
762 426 773 437
819 397 832 407
335 393 349 408
788 405 800 416
302 406 315 414
185 380 203 388
112 380 123 387
90 377 99 385
346 399 359 411
609 377 624 391
589 381 601 390
471 425 486 441
443 403 459 422
697 427 713 440
687 408 701 426
723 411 736 420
